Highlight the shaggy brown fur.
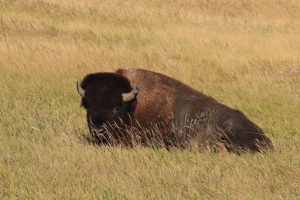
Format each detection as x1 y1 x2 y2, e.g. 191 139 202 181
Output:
77 69 273 152
78 73 137 144
116 68 273 152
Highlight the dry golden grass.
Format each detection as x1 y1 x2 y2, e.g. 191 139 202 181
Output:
0 0 300 199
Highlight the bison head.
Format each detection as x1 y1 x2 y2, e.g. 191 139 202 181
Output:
77 73 138 143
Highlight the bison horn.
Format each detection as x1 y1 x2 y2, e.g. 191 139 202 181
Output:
122 85 139 102
77 79 85 97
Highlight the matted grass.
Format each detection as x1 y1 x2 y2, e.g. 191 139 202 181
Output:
0 0 299 199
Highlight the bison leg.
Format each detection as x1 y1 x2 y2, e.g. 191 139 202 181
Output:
220 109 273 152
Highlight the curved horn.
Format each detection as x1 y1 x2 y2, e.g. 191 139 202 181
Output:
122 85 139 102
77 79 85 97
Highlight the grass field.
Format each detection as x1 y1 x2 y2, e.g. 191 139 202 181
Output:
1 0 300 199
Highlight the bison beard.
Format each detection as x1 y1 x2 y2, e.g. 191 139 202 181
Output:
77 69 273 153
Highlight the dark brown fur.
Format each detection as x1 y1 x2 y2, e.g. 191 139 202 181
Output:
78 69 273 152
116 68 273 152
79 73 137 144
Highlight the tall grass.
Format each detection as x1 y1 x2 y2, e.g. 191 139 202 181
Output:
0 0 299 199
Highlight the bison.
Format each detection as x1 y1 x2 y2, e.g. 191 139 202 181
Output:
77 68 273 153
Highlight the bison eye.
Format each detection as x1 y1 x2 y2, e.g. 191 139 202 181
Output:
112 106 122 115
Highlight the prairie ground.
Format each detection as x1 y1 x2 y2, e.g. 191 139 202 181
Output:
0 0 300 199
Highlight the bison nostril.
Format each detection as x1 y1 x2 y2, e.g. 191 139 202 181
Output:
113 106 122 115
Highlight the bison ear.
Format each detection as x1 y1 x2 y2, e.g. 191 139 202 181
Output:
77 79 85 97
122 85 139 102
